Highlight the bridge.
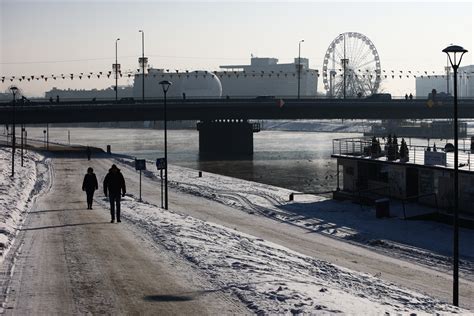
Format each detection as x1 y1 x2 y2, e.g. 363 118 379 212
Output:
1 98 473 155
1 98 474 123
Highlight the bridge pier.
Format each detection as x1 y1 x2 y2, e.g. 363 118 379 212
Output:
197 120 260 155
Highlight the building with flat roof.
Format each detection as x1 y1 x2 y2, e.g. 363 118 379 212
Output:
217 57 319 97
416 64 473 98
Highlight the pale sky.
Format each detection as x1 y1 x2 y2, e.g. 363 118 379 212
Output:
1 0 472 97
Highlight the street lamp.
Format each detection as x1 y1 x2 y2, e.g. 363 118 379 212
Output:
20 97 24 167
139 30 145 102
297 39 304 99
115 38 120 101
443 44 468 307
9 86 18 177
159 80 172 210
21 126 24 167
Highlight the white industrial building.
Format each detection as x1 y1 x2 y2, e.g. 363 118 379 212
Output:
44 56 320 100
216 57 319 97
415 64 473 98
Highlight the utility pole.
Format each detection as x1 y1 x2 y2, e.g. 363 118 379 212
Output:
139 30 145 102
297 39 304 99
115 38 120 101
342 33 348 99
10 86 18 177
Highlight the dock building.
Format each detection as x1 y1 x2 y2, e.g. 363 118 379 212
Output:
332 137 474 216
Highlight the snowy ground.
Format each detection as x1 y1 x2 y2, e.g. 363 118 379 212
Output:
0 148 49 263
261 119 474 141
116 157 474 281
112 156 470 314
0 148 471 313
262 119 372 133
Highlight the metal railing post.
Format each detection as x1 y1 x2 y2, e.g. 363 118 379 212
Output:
468 152 470 171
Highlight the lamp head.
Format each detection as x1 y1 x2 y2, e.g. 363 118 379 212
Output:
116 38 120 41
159 80 172 93
10 86 18 93
442 44 468 67
442 45 468 54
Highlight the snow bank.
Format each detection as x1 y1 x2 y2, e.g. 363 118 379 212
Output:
141 161 474 279
105 158 466 314
262 119 371 133
98 188 462 314
0 148 47 262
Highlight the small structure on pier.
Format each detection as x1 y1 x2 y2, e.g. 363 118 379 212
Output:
332 136 474 216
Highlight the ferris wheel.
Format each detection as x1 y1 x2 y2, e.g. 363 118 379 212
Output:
322 32 381 98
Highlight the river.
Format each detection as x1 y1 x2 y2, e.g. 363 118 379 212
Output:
20 127 362 193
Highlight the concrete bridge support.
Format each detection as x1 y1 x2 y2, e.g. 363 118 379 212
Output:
197 120 260 155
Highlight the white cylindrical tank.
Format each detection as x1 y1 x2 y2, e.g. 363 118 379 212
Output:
133 69 222 99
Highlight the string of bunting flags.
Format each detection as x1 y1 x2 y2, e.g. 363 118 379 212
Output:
1 68 473 83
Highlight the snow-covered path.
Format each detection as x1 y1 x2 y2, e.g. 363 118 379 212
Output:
2 155 247 314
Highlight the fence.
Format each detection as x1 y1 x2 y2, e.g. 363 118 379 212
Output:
332 137 472 171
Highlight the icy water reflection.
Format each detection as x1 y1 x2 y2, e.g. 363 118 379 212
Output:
24 127 360 192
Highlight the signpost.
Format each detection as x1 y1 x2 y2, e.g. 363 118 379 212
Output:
135 159 146 201
156 158 166 208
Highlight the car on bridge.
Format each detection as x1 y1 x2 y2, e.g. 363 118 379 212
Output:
255 95 275 100
119 97 135 104
365 93 392 100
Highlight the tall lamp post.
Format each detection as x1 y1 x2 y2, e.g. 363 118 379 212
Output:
115 38 120 101
443 44 467 307
139 30 145 102
445 55 451 95
20 97 24 167
297 39 304 99
159 80 172 210
9 86 18 177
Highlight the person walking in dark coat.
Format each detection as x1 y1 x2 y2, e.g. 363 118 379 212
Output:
82 167 98 209
103 164 126 223
86 146 91 160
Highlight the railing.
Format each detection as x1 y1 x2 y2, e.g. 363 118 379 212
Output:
2 95 474 105
332 137 472 171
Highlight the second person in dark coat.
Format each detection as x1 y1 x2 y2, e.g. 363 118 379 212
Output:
82 167 98 209
103 164 126 223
